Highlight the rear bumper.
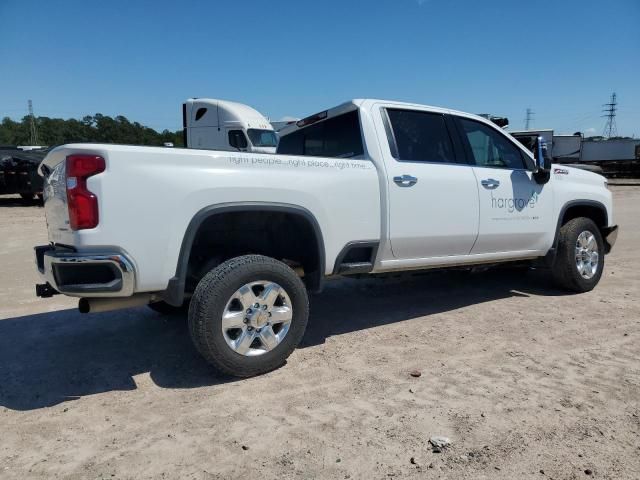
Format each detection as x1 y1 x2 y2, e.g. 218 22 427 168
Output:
35 245 135 298
602 225 618 254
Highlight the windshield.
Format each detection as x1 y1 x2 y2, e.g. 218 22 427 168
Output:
247 129 278 147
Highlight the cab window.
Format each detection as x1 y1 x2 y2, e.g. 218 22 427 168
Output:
277 110 363 158
458 118 526 169
228 130 248 149
385 109 456 163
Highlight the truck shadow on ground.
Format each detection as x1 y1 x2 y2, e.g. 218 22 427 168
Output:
0 269 569 411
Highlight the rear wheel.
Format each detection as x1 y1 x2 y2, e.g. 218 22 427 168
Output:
551 217 604 292
188 255 309 377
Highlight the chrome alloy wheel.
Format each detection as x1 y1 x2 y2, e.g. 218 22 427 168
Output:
575 230 599 279
221 281 293 356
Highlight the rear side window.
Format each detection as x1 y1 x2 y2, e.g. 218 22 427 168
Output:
458 118 526 169
194 107 207 121
385 109 456 163
277 110 363 158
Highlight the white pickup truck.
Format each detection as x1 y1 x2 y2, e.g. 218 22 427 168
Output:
35 99 618 377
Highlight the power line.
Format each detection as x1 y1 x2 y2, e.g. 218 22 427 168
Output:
602 92 618 138
28 99 39 145
524 108 534 130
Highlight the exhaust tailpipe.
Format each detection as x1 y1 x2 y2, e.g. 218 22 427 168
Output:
78 294 154 314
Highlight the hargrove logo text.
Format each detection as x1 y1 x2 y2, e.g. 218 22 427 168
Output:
491 191 539 213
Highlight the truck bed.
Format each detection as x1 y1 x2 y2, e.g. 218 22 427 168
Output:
40 144 381 293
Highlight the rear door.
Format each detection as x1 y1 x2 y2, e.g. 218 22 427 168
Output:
381 108 480 259
453 116 554 254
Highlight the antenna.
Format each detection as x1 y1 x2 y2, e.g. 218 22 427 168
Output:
525 108 534 130
28 99 39 145
602 92 618 138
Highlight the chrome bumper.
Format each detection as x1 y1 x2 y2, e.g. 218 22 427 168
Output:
35 246 135 297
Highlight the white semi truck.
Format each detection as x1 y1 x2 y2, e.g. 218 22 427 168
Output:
35 99 618 377
182 98 278 153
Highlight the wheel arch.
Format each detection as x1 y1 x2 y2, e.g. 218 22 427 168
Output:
553 200 609 248
162 202 326 306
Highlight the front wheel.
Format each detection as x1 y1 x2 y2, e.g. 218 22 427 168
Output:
551 217 605 292
188 255 309 377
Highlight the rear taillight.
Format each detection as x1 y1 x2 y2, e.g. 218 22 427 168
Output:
66 154 105 230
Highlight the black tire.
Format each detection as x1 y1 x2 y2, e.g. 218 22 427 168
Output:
551 217 604 292
188 254 309 377
147 301 188 315
20 193 35 201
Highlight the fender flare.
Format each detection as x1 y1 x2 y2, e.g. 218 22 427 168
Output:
539 200 609 267
162 202 326 306
554 200 608 245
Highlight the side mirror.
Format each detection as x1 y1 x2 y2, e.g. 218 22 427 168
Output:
536 137 550 171
533 136 551 184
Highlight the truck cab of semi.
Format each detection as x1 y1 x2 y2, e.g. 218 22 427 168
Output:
182 98 278 154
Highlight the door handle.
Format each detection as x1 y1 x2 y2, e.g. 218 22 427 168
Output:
481 178 500 189
393 175 418 187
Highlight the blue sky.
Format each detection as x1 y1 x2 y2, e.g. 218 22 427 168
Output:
1 0 638 136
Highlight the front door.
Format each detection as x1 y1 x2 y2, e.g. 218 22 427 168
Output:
455 117 554 254
382 108 480 259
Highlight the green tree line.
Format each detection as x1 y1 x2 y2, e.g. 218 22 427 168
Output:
0 114 183 147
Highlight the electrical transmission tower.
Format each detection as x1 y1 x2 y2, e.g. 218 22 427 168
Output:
602 92 618 138
28 99 39 145
525 108 534 130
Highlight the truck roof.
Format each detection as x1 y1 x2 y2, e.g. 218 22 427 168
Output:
278 98 491 137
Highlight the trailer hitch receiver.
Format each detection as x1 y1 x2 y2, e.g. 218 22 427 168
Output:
36 282 59 298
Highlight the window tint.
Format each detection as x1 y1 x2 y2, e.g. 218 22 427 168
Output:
277 110 363 158
459 118 526 169
386 109 456 163
277 127 303 155
195 107 207 121
228 130 248 149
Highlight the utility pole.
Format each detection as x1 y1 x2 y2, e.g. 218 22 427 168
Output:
525 108 534 130
28 99 39 145
602 92 618 138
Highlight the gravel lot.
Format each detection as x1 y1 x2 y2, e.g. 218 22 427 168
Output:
0 188 638 479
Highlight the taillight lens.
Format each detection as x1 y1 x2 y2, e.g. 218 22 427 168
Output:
66 155 105 230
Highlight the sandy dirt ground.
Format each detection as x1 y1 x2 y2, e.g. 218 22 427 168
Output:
0 188 638 480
